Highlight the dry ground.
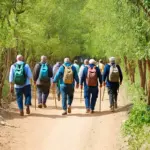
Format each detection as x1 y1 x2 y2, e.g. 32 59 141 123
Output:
0 86 130 150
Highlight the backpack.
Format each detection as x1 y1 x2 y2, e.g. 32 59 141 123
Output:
63 65 73 84
86 66 97 86
14 63 26 85
109 64 120 82
39 63 49 81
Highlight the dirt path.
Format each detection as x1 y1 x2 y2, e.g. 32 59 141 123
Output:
0 87 129 150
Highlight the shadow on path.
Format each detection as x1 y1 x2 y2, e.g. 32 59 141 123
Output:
0 103 133 120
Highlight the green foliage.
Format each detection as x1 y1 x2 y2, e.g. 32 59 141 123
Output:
122 82 150 149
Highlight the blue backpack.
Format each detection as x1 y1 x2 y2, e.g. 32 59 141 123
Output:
39 63 49 81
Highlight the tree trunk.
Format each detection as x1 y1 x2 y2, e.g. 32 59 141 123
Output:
127 60 135 84
147 59 150 105
124 56 128 75
138 59 146 90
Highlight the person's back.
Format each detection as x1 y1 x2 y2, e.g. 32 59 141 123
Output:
33 56 53 108
53 59 79 87
9 55 32 116
80 59 102 113
53 58 79 115
103 57 123 111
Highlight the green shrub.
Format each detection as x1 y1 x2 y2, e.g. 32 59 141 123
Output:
122 84 150 149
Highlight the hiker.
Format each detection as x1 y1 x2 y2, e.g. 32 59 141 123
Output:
53 58 79 115
80 59 102 113
78 59 89 82
73 60 80 73
103 57 123 111
99 59 105 74
53 62 62 101
9 55 32 116
33 56 53 108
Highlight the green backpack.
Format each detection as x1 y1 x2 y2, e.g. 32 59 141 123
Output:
14 63 26 85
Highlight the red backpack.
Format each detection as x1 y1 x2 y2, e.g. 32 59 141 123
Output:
86 66 97 86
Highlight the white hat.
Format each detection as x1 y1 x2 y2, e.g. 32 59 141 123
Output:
89 59 96 64
109 57 115 63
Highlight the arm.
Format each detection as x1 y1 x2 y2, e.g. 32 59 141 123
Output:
96 67 102 85
9 65 14 84
73 66 79 84
78 65 84 80
117 65 123 83
103 65 109 82
48 65 53 78
9 65 14 92
26 64 32 80
80 67 87 85
33 64 40 81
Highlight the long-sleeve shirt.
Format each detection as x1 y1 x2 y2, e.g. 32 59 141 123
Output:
103 64 123 87
80 64 102 87
53 62 79 87
9 61 32 88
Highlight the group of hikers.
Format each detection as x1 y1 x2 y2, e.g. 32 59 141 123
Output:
9 55 123 116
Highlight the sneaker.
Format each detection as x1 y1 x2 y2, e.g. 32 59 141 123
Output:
86 109 90 113
38 103 42 108
20 110 24 116
114 102 118 109
43 103 47 108
62 111 67 115
68 106 71 113
26 106 30 114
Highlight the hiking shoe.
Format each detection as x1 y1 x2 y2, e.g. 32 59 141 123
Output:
114 102 118 109
20 110 24 116
90 110 94 114
110 105 115 112
26 106 30 114
68 106 71 113
62 111 67 115
86 109 90 113
58 96 60 101
38 104 42 108
43 103 47 108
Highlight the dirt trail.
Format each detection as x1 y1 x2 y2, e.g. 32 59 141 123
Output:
0 87 129 150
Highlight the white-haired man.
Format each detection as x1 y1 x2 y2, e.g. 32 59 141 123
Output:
33 56 53 108
9 55 32 116
80 59 102 113
53 58 79 115
103 57 123 111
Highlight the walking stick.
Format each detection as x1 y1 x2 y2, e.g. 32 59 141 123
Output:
52 86 57 108
99 87 102 112
102 86 106 101
34 84 37 110
80 88 82 103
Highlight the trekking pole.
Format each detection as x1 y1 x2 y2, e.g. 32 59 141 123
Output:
102 86 106 101
53 86 57 108
99 87 102 112
34 84 37 110
80 88 82 103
